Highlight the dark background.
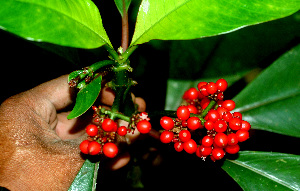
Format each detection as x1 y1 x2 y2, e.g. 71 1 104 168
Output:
0 1 299 190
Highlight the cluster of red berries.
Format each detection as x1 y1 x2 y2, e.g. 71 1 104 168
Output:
159 79 251 161
79 108 152 158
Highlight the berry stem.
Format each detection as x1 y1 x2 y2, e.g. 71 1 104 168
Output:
100 107 131 122
200 100 217 117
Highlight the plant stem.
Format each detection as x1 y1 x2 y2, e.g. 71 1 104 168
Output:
101 107 131 122
121 0 129 51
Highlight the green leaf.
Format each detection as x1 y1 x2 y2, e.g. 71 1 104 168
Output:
165 71 249 110
130 0 300 46
68 159 100 191
233 44 300 137
114 0 132 17
68 75 102 119
222 151 300 191
0 0 112 49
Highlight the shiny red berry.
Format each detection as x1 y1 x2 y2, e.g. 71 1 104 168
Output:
160 116 174 130
174 142 184 152
86 124 98 137
176 106 190 121
229 118 242 131
187 116 203 130
198 145 212 157
207 109 220 122
137 120 152 134
236 129 249 142
201 135 214 147
212 147 225 160
160 131 174 144
187 104 198 114
79 140 90 154
200 98 210 109
183 139 197 154
103 142 118 158
214 133 228 148
233 112 242 119
185 87 199 100
241 120 251 131
222 100 236 111
199 85 210 97
102 118 117 132
88 141 102 155
214 120 228 133
204 120 214 131
178 130 191 142
197 82 207 91
225 144 240 154
206 82 218 95
216 79 228 92
227 133 239 145
117 126 127 136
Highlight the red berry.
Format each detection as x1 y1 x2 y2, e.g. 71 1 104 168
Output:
214 120 228 133
176 106 190 121
183 139 197 154
117 126 127 136
216 79 228 92
214 133 228 148
204 120 214 131
216 107 228 118
86 124 98 137
217 92 224 101
160 131 174 144
206 82 218 95
137 120 152 134
187 116 203 130
229 118 242 131
207 109 220 122
201 135 214 147
199 85 210 97
222 100 236 111
185 87 199 100
200 98 210 109
103 142 118 158
79 140 90 154
233 112 242 119
212 147 225 160
88 141 102 155
225 144 240 154
227 133 239 145
160 116 174 130
187 104 198 114
102 118 117 132
197 82 207 91
241 120 251 131
178 130 191 142
198 145 212 157
222 112 233 122
236 130 249 142
174 142 184 152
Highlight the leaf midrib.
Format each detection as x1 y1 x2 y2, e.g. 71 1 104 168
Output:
226 158 297 190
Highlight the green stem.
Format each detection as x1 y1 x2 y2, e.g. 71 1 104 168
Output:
101 107 131 122
200 100 217 117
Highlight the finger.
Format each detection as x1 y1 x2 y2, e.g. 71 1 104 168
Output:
99 87 115 106
135 97 146 112
108 152 131 170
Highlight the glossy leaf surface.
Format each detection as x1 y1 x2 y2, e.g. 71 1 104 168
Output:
68 75 102 119
68 160 99 191
131 0 300 46
0 0 112 49
222 151 300 191
233 44 300 137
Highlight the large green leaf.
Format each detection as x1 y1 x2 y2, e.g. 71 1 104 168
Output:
222 151 300 191
0 0 112 49
68 75 102 119
233 44 300 137
130 0 300 46
114 0 132 17
68 159 99 191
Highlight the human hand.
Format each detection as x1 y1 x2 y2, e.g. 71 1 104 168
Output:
0 75 145 191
